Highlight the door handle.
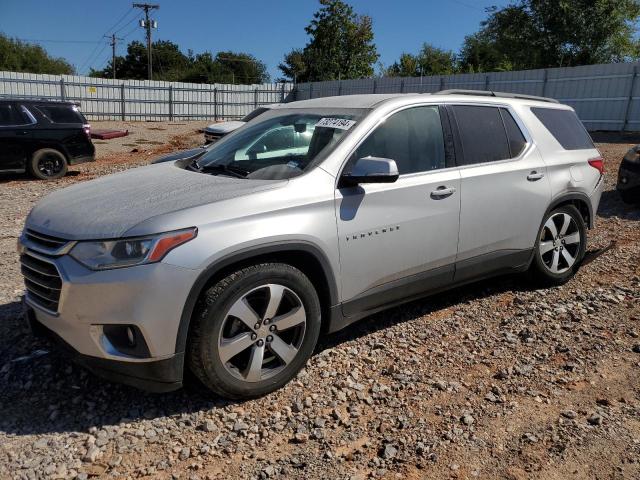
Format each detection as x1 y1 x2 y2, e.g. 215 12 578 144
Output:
430 186 456 199
15 131 29 136
527 171 545 181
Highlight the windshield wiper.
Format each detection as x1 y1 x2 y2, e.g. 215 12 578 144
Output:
196 162 250 179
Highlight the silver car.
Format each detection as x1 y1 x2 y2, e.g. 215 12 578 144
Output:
19 91 604 398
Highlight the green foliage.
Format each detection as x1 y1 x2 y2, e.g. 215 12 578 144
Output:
0 34 74 74
279 0 379 82
90 40 270 84
458 0 640 72
385 44 458 77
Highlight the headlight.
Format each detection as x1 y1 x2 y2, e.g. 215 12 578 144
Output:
623 147 640 164
70 228 197 270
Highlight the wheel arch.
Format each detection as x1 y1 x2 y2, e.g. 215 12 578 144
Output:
175 242 339 355
546 192 594 229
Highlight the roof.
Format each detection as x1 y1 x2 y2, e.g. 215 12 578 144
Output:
0 97 78 105
281 91 570 110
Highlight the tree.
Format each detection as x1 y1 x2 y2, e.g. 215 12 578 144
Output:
278 0 379 82
386 44 458 77
90 41 269 84
0 34 74 74
459 0 640 72
278 49 307 82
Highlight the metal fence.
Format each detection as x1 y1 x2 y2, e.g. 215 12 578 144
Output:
0 71 293 121
290 62 640 131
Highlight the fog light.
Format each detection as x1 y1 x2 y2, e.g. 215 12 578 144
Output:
103 325 150 358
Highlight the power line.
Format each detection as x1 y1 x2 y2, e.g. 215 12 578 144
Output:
104 7 137 34
448 0 486 12
13 38 103 44
113 12 143 35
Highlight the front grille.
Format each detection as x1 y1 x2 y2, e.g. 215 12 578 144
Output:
20 253 62 313
25 229 68 251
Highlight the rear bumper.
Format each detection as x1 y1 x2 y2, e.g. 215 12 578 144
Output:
26 306 183 393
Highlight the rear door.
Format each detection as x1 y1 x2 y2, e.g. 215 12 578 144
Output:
448 104 551 281
336 105 461 316
0 102 34 172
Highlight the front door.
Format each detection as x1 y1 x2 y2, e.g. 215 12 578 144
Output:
335 105 461 317
0 102 32 172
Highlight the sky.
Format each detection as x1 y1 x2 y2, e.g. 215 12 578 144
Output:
0 0 510 80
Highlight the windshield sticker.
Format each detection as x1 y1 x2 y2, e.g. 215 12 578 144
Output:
315 118 356 130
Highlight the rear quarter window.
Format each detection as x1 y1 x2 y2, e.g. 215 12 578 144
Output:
531 107 594 150
34 104 84 124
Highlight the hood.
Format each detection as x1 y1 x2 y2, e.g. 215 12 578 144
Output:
26 162 283 240
152 147 206 164
205 121 245 134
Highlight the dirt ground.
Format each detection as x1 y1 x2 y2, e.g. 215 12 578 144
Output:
0 124 639 480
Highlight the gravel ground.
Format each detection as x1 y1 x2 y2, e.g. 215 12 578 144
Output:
0 129 639 480
89 121 210 156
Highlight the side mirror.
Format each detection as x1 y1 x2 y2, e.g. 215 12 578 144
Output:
340 157 399 187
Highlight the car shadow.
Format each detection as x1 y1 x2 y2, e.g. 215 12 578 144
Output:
597 189 640 220
0 271 539 437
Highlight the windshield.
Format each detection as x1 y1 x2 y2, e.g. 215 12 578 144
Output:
197 108 368 180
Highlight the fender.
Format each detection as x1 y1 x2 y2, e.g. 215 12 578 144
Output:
174 241 339 354
546 191 594 228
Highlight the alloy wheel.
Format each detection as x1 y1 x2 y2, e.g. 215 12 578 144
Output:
217 284 307 383
37 154 64 177
539 212 582 274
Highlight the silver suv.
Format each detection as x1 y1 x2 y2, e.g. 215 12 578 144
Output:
20 91 604 398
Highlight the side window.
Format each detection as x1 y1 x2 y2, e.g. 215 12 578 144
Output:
353 106 446 175
500 108 527 158
0 104 25 126
451 105 511 165
35 104 83 124
531 107 594 150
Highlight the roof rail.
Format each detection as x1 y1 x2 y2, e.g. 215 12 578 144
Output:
436 89 559 104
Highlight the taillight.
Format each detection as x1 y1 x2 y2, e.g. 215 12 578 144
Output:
588 157 604 175
83 124 91 138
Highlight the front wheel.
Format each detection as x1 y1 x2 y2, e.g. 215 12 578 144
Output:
187 263 321 399
529 205 586 286
29 149 68 180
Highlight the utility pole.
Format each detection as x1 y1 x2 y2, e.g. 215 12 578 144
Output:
105 34 123 79
133 3 159 80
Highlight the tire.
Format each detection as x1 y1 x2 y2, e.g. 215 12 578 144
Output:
29 148 68 180
187 263 321 399
529 205 586 286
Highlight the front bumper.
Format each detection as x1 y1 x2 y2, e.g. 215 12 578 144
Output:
26 307 184 392
19 238 202 390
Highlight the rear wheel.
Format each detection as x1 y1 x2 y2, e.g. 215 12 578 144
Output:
187 263 321 399
29 149 68 180
530 205 586 286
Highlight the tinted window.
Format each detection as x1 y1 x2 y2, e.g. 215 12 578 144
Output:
531 107 594 150
0 104 25 126
35 104 83 124
500 108 527 157
353 106 446 174
452 105 510 165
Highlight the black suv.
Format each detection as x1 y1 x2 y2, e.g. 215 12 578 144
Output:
0 99 95 180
